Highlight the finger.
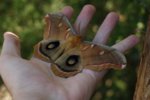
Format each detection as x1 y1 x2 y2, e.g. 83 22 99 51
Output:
93 12 119 44
74 4 96 35
112 35 139 52
61 6 74 19
1 32 20 57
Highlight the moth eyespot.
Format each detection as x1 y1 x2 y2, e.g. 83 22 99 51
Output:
46 41 60 50
66 55 79 66
48 44 55 49
68 59 76 65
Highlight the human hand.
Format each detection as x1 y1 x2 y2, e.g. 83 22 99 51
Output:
0 5 139 100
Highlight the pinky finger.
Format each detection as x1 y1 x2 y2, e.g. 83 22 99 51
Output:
112 35 139 53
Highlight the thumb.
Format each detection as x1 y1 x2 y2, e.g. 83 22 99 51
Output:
1 32 21 57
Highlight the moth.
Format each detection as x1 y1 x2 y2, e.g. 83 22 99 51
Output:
33 13 126 78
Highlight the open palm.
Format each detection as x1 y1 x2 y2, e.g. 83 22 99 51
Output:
0 5 139 100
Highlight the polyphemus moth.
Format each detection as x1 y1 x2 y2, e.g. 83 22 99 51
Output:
33 13 126 78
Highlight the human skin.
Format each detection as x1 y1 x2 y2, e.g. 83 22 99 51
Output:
0 5 139 100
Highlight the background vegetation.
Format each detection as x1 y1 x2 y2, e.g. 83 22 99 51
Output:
0 0 149 100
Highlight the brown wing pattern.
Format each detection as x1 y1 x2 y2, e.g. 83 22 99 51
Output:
80 42 126 71
44 13 76 40
33 13 76 62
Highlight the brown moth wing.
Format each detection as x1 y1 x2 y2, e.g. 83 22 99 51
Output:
51 64 80 78
80 42 126 71
50 48 83 78
33 13 76 62
33 43 49 62
43 13 76 40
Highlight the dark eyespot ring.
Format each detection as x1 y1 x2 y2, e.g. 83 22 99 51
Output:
46 41 60 50
66 55 79 66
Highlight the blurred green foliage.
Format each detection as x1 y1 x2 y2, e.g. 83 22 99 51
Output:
0 0 149 100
